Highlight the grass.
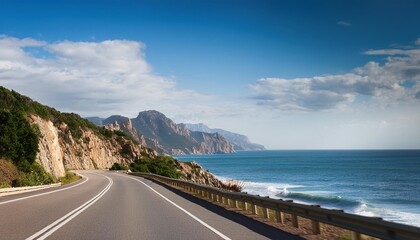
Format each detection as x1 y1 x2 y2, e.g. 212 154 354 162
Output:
220 179 244 192
59 172 82 185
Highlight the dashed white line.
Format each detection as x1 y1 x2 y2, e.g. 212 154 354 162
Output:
26 174 113 240
0 174 88 205
118 173 231 240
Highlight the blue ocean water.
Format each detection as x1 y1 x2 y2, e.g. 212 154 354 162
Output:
175 150 420 227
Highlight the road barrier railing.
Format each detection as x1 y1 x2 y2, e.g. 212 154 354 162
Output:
129 172 420 240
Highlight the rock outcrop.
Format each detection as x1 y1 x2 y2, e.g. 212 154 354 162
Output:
177 161 225 188
29 115 157 179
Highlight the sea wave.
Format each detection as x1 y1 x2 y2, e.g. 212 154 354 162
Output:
277 191 363 210
241 181 304 199
242 180 420 227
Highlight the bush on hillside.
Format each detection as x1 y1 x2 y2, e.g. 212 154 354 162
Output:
59 172 82 185
0 159 18 188
109 162 129 170
14 162 55 187
130 156 181 179
0 110 39 167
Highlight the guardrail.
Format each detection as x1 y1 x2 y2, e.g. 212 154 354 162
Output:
129 172 420 240
0 183 61 197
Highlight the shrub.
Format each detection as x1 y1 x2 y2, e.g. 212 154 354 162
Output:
220 179 244 192
0 158 18 187
0 110 39 168
130 156 181 179
59 172 81 185
14 162 55 187
109 162 129 170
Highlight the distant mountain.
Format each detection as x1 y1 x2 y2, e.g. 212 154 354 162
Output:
85 117 104 126
94 111 235 155
181 123 265 151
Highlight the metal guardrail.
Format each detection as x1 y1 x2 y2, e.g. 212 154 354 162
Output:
129 172 420 240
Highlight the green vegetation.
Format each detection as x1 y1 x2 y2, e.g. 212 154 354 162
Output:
129 156 181 179
59 172 82 185
14 162 55 187
0 86 136 142
0 110 39 168
109 162 129 170
0 85 140 187
0 109 54 187
0 158 18 187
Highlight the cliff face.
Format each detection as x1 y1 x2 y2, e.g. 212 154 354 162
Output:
30 115 157 179
102 110 235 155
177 161 225 188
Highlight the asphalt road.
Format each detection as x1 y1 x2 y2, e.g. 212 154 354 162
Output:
0 170 303 240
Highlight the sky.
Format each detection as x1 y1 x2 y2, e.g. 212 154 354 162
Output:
0 0 420 149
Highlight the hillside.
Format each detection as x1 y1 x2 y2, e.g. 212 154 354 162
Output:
0 86 229 189
181 123 265 151
0 86 157 186
100 111 235 155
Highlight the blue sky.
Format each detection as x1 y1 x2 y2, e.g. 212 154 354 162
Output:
1 0 420 149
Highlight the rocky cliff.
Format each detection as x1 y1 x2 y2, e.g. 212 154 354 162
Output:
101 110 235 155
30 115 157 179
177 161 226 188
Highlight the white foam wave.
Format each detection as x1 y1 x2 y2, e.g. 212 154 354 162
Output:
355 203 420 227
241 181 303 199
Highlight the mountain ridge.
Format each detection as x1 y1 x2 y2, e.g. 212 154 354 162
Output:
181 123 265 151
99 110 235 155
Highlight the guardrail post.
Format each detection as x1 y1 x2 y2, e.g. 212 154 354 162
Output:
291 214 299 228
351 232 361 240
275 210 284 224
251 204 256 215
312 220 320 235
310 205 321 234
241 201 246 211
263 207 268 219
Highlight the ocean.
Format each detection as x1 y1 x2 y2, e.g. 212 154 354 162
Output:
174 150 420 227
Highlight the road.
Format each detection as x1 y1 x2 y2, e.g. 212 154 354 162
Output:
0 170 303 240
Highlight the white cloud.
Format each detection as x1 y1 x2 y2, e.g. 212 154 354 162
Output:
0 36 205 117
251 41 420 111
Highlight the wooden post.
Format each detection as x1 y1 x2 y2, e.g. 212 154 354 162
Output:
312 220 320 234
291 214 299 228
351 232 361 240
251 203 256 214
263 207 268 219
275 211 284 224
241 201 246 211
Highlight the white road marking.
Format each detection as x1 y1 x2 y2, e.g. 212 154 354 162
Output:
118 173 232 240
0 174 88 205
26 174 113 240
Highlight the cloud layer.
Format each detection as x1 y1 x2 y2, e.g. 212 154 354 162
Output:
0 36 202 116
251 39 420 111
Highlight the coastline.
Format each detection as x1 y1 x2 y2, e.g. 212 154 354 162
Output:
174 150 420 228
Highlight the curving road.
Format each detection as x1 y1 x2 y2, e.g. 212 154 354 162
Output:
0 170 302 240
